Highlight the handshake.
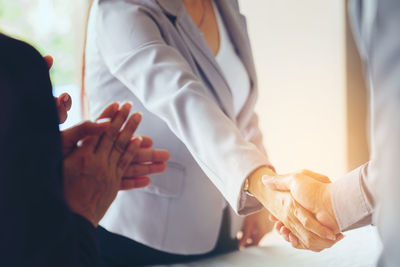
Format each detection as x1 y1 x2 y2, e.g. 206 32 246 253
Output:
248 167 344 252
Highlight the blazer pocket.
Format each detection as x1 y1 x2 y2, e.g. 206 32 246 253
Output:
140 162 185 198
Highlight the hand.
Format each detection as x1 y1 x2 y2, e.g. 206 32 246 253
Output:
121 138 170 190
263 170 343 251
61 119 109 157
238 208 273 249
93 104 171 189
61 102 170 190
55 93 72 124
44 55 72 124
247 167 338 252
63 102 142 226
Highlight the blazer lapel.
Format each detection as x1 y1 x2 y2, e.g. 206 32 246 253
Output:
215 0 258 123
157 0 236 120
216 1 257 89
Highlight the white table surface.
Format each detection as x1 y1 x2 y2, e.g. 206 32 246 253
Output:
165 226 382 267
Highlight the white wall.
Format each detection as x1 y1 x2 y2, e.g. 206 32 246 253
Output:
239 0 347 179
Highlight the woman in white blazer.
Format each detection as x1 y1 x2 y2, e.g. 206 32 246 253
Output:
84 0 336 265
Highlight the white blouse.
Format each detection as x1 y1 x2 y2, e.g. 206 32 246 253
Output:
213 1 251 116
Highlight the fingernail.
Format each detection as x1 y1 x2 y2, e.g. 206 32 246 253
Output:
133 113 142 123
63 94 70 103
133 136 143 145
96 118 111 124
327 234 336 241
123 101 133 109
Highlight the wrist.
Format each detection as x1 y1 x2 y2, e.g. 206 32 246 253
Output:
247 166 277 204
78 210 98 228
321 184 340 233
67 202 98 227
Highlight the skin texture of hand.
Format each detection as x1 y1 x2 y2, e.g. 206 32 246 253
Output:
247 167 338 252
263 170 344 251
63 102 143 226
238 208 273 249
61 103 170 190
93 103 170 189
55 93 72 124
61 119 110 157
120 141 170 189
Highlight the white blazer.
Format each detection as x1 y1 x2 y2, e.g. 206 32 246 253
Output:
85 0 271 254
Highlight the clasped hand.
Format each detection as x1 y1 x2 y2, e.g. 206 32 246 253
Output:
262 170 343 251
249 168 343 252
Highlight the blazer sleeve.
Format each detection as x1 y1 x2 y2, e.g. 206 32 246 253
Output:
244 113 269 157
0 34 98 267
94 1 270 214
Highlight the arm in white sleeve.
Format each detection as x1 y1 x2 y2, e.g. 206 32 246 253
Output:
331 163 375 231
244 113 269 157
95 1 270 214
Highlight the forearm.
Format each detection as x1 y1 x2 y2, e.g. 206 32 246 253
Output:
102 43 270 214
247 166 280 213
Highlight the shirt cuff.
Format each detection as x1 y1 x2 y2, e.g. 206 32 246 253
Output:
331 164 373 231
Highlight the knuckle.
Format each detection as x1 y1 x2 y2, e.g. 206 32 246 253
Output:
80 154 92 170
293 206 299 217
115 140 126 152
303 217 311 228
118 157 129 170
131 164 139 174
303 237 312 249
80 121 91 132
107 127 120 140
127 143 139 158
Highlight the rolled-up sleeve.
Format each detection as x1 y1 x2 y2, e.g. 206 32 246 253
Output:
331 163 375 231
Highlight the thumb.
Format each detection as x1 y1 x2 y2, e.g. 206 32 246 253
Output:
301 170 331 183
63 119 110 145
44 55 53 69
262 175 292 192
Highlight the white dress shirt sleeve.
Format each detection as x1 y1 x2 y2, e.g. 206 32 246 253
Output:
331 163 375 231
94 1 269 215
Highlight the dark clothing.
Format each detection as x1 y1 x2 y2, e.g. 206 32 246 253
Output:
0 34 98 267
97 207 238 266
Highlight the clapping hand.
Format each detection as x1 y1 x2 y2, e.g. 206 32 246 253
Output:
62 102 169 226
43 55 72 124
